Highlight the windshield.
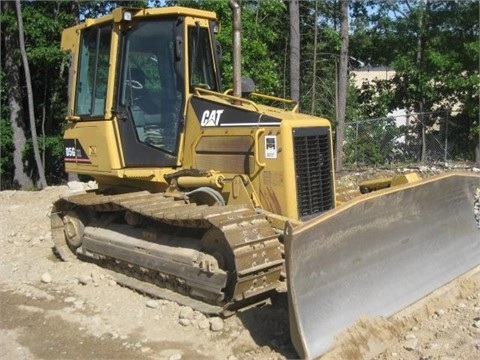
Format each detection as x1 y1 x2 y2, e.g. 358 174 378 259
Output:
119 19 183 154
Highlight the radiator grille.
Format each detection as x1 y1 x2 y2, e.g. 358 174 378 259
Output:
293 127 334 220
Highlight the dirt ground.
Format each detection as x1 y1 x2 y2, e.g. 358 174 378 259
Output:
1 168 479 360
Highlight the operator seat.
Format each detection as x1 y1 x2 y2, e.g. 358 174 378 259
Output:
129 68 159 114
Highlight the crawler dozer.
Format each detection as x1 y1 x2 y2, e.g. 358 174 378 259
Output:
51 2 480 358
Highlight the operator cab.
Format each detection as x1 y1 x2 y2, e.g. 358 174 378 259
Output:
118 14 221 166
72 8 221 168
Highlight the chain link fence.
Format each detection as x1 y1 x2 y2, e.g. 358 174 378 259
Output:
343 110 451 169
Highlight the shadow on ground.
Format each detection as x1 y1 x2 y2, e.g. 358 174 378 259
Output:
236 289 299 359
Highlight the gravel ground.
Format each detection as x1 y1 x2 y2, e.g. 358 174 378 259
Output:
0 167 479 360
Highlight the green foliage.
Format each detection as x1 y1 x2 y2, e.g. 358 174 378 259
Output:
350 0 479 162
78 1 148 19
344 117 405 167
356 79 395 119
23 135 65 185
0 117 14 189
169 0 287 95
3 0 478 188
2 1 149 188
0 2 16 187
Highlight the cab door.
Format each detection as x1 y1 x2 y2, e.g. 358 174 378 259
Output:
116 18 185 167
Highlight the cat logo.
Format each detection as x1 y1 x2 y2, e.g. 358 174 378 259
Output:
200 109 224 126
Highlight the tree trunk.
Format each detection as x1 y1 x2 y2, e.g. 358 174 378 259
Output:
15 0 48 188
2 1 32 189
476 143 480 165
289 0 300 104
336 0 349 172
417 0 427 163
311 0 319 115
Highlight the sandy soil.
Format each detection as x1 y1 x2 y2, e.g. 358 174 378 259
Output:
0 169 479 360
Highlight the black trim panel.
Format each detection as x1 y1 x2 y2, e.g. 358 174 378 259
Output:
190 97 281 127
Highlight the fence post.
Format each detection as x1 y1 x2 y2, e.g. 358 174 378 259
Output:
355 120 359 165
444 110 449 162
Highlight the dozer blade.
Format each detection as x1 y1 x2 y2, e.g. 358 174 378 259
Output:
285 172 480 359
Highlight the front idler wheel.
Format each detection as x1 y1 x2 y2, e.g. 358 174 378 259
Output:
62 210 87 250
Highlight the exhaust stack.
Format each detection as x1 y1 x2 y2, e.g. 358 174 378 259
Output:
229 0 242 99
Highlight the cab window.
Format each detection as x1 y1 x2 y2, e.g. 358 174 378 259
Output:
75 26 111 117
188 25 217 92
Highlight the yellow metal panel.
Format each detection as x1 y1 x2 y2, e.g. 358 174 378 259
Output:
115 6 217 21
61 27 79 117
104 24 120 121
64 120 122 174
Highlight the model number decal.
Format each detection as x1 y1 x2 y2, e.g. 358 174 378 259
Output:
64 139 91 164
65 146 81 157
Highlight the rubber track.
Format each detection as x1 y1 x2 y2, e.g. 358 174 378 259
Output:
51 191 284 313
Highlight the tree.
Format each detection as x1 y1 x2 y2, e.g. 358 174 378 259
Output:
289 0 300 103
0 72 14 189
350 1 479 164
15 0 47 188
169 0 287 95
1 1 148 189
309 0 319 115
1 1 32 189
298 1 340 121
335 0 349 171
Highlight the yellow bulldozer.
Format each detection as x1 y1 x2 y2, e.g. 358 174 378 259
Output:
51 2 480 358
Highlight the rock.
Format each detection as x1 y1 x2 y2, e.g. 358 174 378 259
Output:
403 336 418 351
86 180 98 189
210 317 224 332
41 272 52 284
78 274 91 285
473 319 480 329
90 315 102 327
178 306 194 320
194 311 206 320
64 296 77 303
159 349 183 360
472 338 480 350
90 270 101 286
403 339 418 351
145 299 158 309
198 319 210 330
179 318 190 326
67 181 86 192
141 346 151 353
73 300 85 309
